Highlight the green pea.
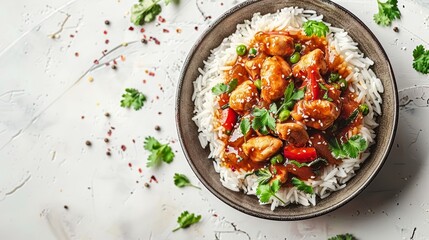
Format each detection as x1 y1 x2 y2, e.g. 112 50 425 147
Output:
338 78 348 91
289 52 301 64
294 43 302 52
278 109 291 122
249 48 257 56
236 44 247 56
254 79 262 90
270 154 284 165
359 104 369 116
329 72 340 82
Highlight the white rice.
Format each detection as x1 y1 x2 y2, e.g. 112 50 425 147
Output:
192 7 383 209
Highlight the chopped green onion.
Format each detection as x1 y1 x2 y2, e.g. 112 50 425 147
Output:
329 72 340 82
270 154 284 165
254 79 262 90
359 104 369 116
290 52 301 64
236 44 247 56
338 79 348 91
278 109 291 122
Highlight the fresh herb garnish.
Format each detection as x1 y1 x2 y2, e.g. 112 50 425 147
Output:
291 177 314 194
412 45 429 74
328 233 356 240
164 0 179 5
211 78 238 95
373 0 401 26
289 158 328 168
329 135 368 159
173 173 201 189
172 211 201 232
239 118 251 138
252 107 276 135
130 0 162 26
120 88 147 110
144 136 175 167
255 168 272 185
277 82 305 114
256 179 286 204
302 20 329 37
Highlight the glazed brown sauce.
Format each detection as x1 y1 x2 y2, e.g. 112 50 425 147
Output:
217 31 361 172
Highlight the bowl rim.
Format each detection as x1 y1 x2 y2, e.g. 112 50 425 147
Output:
175 0 399 220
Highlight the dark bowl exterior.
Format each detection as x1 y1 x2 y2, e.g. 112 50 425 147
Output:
176 0 398 220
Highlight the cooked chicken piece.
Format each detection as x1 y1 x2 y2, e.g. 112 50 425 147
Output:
227 64 248 85
292 49 327 79
244 55 265 80
276 123 309 147
255 32 295 56
229 80 259 114
260 56 292 103
291 99 340 130
309 133 341 165
242 136 283 162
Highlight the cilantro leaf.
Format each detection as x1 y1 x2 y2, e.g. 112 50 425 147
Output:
291 177 314 194
174 173 201 189
252 107 276 135
256 179 285 204
172 211 201 232
329 135 368 159
164 0 179 5
211 78 239 95
120 88 147 110
144 136 175 167
412 45 429 74
328 233 356 240
289 158 328 168
239 118 251 137
255 168 272 185
373 0 401 26
130 0 162 26
303 20 329 37
277 82 305 114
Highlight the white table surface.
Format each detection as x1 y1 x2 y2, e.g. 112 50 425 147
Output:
1 0 429 239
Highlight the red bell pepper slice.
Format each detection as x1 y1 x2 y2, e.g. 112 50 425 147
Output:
221 108 238 133
283 145 317 163
307 67 320 100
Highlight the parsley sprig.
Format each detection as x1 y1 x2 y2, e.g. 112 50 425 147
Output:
130 0 162 25
144 136 175 167
412 45 429 74
239 118 251 139
211 79 238 95
328 233 356 240
252 107 276 135
303 20 330 37
329 135 368 159
373 0 401 26
174 173 201 189
172 211 201 232
291 177 314 194
120 88 147 110
256 179 286 204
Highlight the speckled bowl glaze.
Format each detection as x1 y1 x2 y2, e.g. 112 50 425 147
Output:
176 0 398 220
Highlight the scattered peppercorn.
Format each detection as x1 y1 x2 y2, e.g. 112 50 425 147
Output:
85 140 92 146
104 138 109 143
106 151 111 156
111 65 117 70
155 125 161 131
144 183 150 188
64 205 69 210
393 26 399 32
104 20 110 25
104 112 110 117
141 39 148 44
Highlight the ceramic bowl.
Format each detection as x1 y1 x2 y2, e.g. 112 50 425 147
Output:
176 0 398 220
